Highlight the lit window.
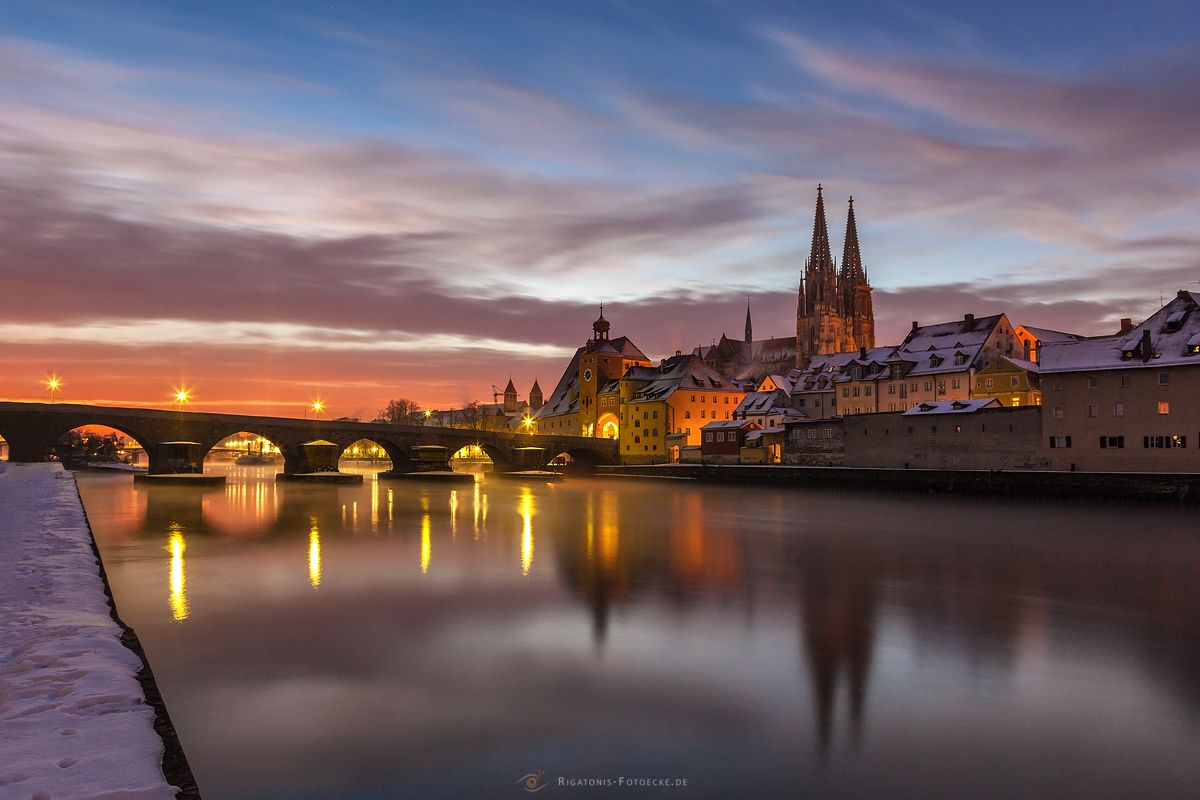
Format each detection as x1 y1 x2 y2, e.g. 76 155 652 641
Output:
1158 402 1170 415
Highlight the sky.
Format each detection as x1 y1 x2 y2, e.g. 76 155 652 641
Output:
2 0 1199 417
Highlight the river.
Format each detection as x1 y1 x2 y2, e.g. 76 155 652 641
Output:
75 465 1200 799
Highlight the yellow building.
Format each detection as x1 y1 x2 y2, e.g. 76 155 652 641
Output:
532 311 651 440
972 357 1041 407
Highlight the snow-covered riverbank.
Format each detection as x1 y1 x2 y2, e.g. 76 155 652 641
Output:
0 463 180 800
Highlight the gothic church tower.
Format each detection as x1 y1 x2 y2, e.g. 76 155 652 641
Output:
796 186 875 366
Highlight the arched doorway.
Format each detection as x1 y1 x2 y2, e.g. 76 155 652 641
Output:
0 433 8 462
597 412 619 440
53 425 148 471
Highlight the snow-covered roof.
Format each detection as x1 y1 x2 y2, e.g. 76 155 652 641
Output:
1018 325 1087 343
1039 291 1200 373
533 347 583 419
630 354 740 402
901 398 1000 415
700 419 760 430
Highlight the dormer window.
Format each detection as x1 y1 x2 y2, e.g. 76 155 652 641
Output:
930 355 943 367
1164 310 1186 332
954 352 968 366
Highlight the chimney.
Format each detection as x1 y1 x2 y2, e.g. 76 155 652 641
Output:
675 350 681 357
1023 339 1032 362
1119 318 1134 334
859 346 867 359
963 313 975 331
911 320 919 333
1140 329 1153 362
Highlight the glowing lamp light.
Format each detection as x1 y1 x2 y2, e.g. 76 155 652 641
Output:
521 415 534 431
424 409 433 418
45 374 63 402
311 399 325 415
172 385 192 407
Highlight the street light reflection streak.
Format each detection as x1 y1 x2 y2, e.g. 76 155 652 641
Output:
519 487 534 576
309 515 321 589
168 523 189 622
420 514 431 574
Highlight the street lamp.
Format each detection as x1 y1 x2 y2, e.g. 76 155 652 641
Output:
309 399 325 419
172 386 192 410
44 374 63 403
521 414 534 433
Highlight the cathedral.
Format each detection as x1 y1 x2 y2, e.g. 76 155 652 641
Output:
796 185 875 367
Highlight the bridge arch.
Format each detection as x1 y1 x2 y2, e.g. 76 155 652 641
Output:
201 429 297 474
52 423 154 469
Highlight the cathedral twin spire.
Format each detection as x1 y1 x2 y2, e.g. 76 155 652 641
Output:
797 184 875 365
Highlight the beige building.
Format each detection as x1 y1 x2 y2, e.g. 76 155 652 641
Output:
1039 290 1200 472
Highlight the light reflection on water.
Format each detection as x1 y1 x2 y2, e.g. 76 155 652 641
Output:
75 464 1200 799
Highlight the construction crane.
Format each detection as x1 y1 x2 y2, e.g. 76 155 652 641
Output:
491 384 503 404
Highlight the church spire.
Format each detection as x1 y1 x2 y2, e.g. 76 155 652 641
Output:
745 297 753 343
809 183 834 276
842 195 866 283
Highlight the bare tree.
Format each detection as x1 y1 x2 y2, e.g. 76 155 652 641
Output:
458 401 486 431
377 398 422 424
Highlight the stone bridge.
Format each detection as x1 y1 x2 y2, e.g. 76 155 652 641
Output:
0 402 616 474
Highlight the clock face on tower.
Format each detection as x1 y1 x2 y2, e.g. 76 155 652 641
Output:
583 368 594 383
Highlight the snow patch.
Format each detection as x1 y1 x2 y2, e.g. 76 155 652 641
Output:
0 463 178 800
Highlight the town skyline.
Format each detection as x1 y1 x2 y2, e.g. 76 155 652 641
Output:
3 1 1199 416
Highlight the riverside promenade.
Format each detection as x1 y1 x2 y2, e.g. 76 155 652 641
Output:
0 463 185 800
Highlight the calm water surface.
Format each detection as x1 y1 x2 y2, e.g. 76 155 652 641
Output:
76 466 1200 799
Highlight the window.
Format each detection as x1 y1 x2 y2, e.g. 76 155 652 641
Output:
937 382 946 394
865 386 872 397
643 411 649 419
952 378 961 390
1158 402 1170 415
1053 405 1064 419
1052 379 1063 391
684 410 691 419
888 384 896 395
1120 374 1131 388
955 425 962 434
1159 372 1169 386
924 381 933 392
986 377 994 388
852 386 860 397
1113 402 1124 417
842 387 850 398
1010 376 1019 387
634 419 641 428
1087 404 1097 418
704 432 713 443
1145 435 1186 449
1012 397 1021 406
1100 436 1124 449
1049 436 1072 448
652 410 659 419
798 398 806 407
1086 376 1097 388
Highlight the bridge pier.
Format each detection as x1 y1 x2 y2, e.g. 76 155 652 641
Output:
377 445 473 483
135 441 226 485
276 440 363 483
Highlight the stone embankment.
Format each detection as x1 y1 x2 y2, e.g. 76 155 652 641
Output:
597 463 1200 502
